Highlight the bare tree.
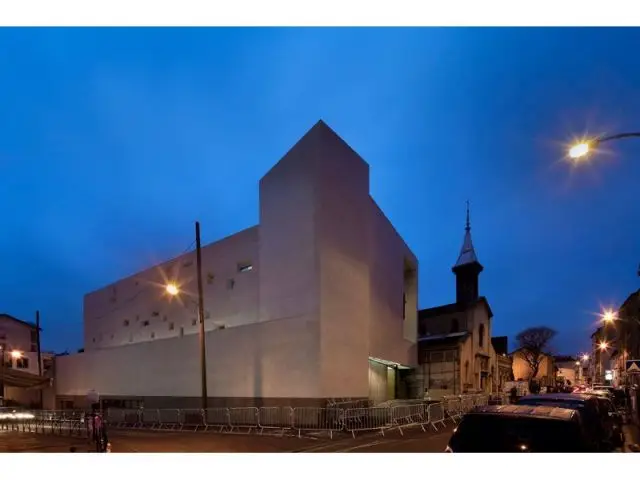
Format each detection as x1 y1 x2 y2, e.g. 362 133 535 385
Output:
515 326 557 380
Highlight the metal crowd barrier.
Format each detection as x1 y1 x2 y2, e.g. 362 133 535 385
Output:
390 403 428 435
257 406 293 434
0 410 91 438
292 407 343 439
343 406 393 438
442 398 463 423
428 402 447 431
1 395 490 440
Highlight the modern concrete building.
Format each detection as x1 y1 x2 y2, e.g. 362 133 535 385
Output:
55 120 418 409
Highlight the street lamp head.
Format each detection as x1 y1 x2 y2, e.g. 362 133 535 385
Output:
582 354 589 361
599 341 608 351
601 309 617 324
10 350 22 359
165 283 180 296
568 142 591 160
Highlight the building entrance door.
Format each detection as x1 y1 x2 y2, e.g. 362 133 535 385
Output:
386 366 396 401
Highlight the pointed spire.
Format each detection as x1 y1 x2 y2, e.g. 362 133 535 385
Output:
454 201 480 268
465 200 471 232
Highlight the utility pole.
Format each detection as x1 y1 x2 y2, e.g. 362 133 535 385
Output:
195 221 208 410
36 311 43 409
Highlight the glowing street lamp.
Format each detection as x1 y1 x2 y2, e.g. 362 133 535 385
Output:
569 142 591 160
599 341 609 351
582 354 589 362
165 283 180 296
10 350 22 359
601 309 617 324
567 132 640 162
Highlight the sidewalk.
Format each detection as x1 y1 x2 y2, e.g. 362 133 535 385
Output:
622 414 640 452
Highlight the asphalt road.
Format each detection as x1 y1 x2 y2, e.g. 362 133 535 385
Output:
2 421 638 453
0 424 454 453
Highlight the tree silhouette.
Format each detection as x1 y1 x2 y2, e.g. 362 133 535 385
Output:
515 326 557 381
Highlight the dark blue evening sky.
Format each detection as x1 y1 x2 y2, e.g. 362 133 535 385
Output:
1 28 639 355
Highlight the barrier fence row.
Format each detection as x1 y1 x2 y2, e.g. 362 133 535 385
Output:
0 394 493 439
0 411 93 438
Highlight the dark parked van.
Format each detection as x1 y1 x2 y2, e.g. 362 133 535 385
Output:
446 404 596 453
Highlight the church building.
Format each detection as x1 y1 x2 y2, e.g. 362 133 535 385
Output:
416 206 508 399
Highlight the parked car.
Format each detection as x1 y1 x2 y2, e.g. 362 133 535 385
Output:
592 384 615 392
581 393 625 448
445 404 596 452
516 393 614 451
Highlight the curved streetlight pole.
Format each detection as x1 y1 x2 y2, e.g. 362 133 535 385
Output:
568 131 640 160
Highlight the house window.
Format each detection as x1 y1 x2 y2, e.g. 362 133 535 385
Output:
192 319 197 326
237 263 253 273
16 357 29 369
169 322 175 331
151 332 155 339
479 324 485 347
142 320 150 327
451 318 460 333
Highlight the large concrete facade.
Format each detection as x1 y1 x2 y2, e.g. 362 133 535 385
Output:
56 121 418 408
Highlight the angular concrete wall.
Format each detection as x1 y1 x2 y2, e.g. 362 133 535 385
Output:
56 315 320 402
56 121 417 405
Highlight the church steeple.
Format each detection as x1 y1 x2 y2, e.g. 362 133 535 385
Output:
452 201 483 305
